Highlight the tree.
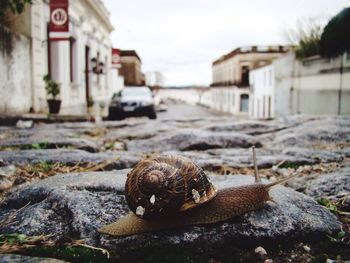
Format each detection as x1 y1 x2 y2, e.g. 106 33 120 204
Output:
0 0 33 55
320 7 350 57
284 17 325 60
0 0 32 17
319 7 350 115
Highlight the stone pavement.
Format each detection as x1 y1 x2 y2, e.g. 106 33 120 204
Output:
0 114 349 261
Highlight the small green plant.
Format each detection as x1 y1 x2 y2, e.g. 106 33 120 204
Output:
43 74 60 100
0 233 27 245
318 198 338 214
0 233 110 262
327 229 347 244
20 142 49 150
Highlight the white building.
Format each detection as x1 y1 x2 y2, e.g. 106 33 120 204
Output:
0 0 124 115
249 64 274 119
249 51 350 118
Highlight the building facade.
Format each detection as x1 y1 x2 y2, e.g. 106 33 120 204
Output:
119 50 144 86
212 45 292 87
249 52 350 118
204 45 292 116
0 0 124 115
249 64 274 119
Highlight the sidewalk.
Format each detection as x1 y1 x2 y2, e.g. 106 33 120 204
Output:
0 113 92 126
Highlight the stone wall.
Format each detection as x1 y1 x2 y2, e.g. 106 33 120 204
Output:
274 53 350 116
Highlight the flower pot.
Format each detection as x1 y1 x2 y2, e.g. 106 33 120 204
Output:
47 99 61 114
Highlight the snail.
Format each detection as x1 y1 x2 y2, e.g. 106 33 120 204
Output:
99 148 297 236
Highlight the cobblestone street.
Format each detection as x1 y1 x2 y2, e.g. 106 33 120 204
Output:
0 102 349 261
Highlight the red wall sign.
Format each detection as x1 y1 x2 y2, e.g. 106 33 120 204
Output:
49 0 69 32
112 48 121 66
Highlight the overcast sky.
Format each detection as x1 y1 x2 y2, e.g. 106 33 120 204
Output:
104 0 349 86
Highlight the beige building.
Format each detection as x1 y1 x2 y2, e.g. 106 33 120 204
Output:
0 0 124 115
119 50 144 86
212 45 293 87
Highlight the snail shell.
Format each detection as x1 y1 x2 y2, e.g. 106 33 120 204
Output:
125 154 217 219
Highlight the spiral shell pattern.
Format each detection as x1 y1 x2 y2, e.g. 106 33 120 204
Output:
125 154 217 219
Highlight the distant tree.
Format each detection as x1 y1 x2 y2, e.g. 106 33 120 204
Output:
284 17 326 60
319 7 350 115
320 7 350 57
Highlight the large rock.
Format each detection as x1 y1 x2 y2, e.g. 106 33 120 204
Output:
268 118 350 147
163 147 346 171
0 149 140 169
289 167 350 199
0 171 340 257
0 138 99 153
204 120 286 135
127 130 262 152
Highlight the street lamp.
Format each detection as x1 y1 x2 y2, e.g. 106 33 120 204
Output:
90 57 104 74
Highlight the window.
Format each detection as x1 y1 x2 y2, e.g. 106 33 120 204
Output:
241 66 249 86
70 38 78 83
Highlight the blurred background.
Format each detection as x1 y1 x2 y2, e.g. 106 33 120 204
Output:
0 0 349 121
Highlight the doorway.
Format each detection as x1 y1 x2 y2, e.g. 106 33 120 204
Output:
85 46 90 104
240 94 249 112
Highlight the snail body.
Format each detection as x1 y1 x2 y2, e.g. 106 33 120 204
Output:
99 154 293 236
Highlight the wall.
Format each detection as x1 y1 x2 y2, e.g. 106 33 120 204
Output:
249 65 274 119
205 87 250 115
273 52 295 117
292 54 350 115
0 33 32 113
272 53 350 116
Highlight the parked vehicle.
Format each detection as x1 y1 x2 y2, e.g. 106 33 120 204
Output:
108 87 157 120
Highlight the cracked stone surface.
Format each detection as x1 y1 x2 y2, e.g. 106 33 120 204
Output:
0 112 349 260
0 149 140 169
289 167 350 199
0 171 341 254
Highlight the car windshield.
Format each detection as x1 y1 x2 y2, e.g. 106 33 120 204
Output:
122 88 151 97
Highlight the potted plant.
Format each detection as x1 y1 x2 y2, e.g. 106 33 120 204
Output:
43 74 61 114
